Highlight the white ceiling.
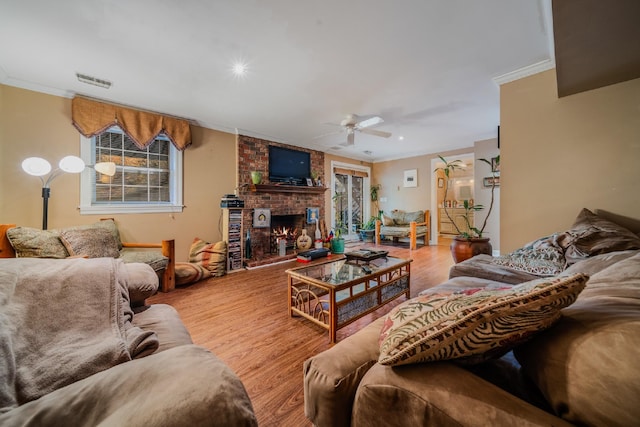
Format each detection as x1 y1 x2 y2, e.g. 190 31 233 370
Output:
0 0 555 162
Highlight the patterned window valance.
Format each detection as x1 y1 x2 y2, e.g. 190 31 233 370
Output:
71 96 192 150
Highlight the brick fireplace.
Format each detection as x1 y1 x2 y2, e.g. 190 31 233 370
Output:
237 135 326 266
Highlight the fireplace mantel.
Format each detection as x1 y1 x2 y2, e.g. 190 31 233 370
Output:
249 184 328 194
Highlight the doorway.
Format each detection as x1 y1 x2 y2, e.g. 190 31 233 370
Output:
430 154 475 243
331 161 371 241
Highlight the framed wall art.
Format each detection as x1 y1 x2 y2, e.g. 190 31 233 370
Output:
306 207 320 224
253 208 271 228
403 169 418 187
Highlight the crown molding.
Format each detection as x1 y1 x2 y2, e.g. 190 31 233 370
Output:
492 59 555 86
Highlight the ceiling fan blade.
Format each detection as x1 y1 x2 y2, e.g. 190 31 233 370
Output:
360 128 392 138
356 116 383 129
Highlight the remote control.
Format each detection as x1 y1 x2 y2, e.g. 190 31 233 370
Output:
361 266 372 274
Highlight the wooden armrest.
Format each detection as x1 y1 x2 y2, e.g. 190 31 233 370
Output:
1 224 16 258
122 242 162 249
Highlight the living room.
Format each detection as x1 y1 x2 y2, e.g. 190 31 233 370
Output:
1 1 639 426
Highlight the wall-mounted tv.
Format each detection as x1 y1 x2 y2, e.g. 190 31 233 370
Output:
268 145 311 186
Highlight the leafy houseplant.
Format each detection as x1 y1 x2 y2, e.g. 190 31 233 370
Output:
358 216 377 242
434 155 500 262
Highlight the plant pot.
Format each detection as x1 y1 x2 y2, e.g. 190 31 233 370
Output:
330 238 345 254
450 236 492 263
250 171 262 184
358 229 375 243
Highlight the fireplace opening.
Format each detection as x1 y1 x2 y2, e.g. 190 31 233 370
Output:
270 214 305 253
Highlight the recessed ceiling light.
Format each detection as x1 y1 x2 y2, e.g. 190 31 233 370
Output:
232 62 248 77
76 72 111 89
398 136 404 141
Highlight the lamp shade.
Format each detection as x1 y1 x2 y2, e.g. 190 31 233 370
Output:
22 157 52 176
94 162 117 177
58 156 85 173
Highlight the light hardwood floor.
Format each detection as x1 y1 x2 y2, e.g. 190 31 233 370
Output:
149 240 454 426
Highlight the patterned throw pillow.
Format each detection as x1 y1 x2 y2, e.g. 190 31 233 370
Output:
492 246 565 276
188 238 227 277
59 228 120 258
378 273 588 366
175 262 212 285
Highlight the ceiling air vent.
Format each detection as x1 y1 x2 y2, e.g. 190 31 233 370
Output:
76 73 112 89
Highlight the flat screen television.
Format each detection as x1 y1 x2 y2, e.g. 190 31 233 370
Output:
268 145 311 185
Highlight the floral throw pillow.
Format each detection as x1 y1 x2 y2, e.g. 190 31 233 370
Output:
492 234 566 276
378 273 588 366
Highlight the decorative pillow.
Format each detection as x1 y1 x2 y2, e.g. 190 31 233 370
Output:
188 238 227 277
175 262 212 285
403 210 425 224
59 228 120 258
378 273 588 366
492 246 565 276
559 208 640 266
6 227 68 258
381 214 395 226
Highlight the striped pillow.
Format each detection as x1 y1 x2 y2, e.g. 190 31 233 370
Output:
188 238 227 277
378 273 588 366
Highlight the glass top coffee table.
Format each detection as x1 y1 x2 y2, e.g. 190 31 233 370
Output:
286 256 412 343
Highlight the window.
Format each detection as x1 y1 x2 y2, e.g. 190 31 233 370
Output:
80 126 183 214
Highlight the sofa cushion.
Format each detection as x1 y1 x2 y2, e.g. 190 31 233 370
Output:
515 250 640 427
378 273 588 366
386 210 424 226
559 208 640 266
188 238 227 277
119 250 168 272
6 227 69 258
449 254 541 285
59 227 121 259
381 213 395 226
378 226 429 238
175 262 212 286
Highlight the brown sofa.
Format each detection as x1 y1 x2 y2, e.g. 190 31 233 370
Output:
1 219 176 292
0 257 257 426
304 209 640 426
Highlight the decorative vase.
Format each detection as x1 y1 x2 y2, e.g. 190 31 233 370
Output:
450 236 492 263
330 238 345 254
296 229 312 251
250 171 262 184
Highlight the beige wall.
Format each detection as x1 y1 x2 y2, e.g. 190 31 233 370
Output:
0 85 236 261
500 70 640 252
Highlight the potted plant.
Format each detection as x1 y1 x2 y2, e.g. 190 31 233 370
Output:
434 155 499 263
330 222 346 254
358 216 377 243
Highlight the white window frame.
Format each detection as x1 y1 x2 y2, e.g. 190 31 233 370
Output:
79 127 183 214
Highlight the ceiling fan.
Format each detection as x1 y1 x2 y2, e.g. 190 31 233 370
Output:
321 114 392 146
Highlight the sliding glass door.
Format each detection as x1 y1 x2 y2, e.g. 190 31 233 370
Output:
332 162 370 240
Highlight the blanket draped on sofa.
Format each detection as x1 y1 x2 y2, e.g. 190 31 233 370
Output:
0 258 158 411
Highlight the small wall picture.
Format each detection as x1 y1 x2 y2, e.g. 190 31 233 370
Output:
306 207 320 224
306 178 313 186
253 208 271 228
403 169 418 187
438 177 444 188
483 176 500 187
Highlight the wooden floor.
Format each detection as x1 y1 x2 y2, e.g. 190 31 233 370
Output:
149 239 454 426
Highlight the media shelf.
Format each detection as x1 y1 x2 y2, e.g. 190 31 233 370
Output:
249 184 328 194
222 208 244 272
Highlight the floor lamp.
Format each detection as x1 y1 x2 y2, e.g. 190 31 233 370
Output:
21 155 116 230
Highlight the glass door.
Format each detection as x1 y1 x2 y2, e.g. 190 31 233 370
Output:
332 164 368 241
